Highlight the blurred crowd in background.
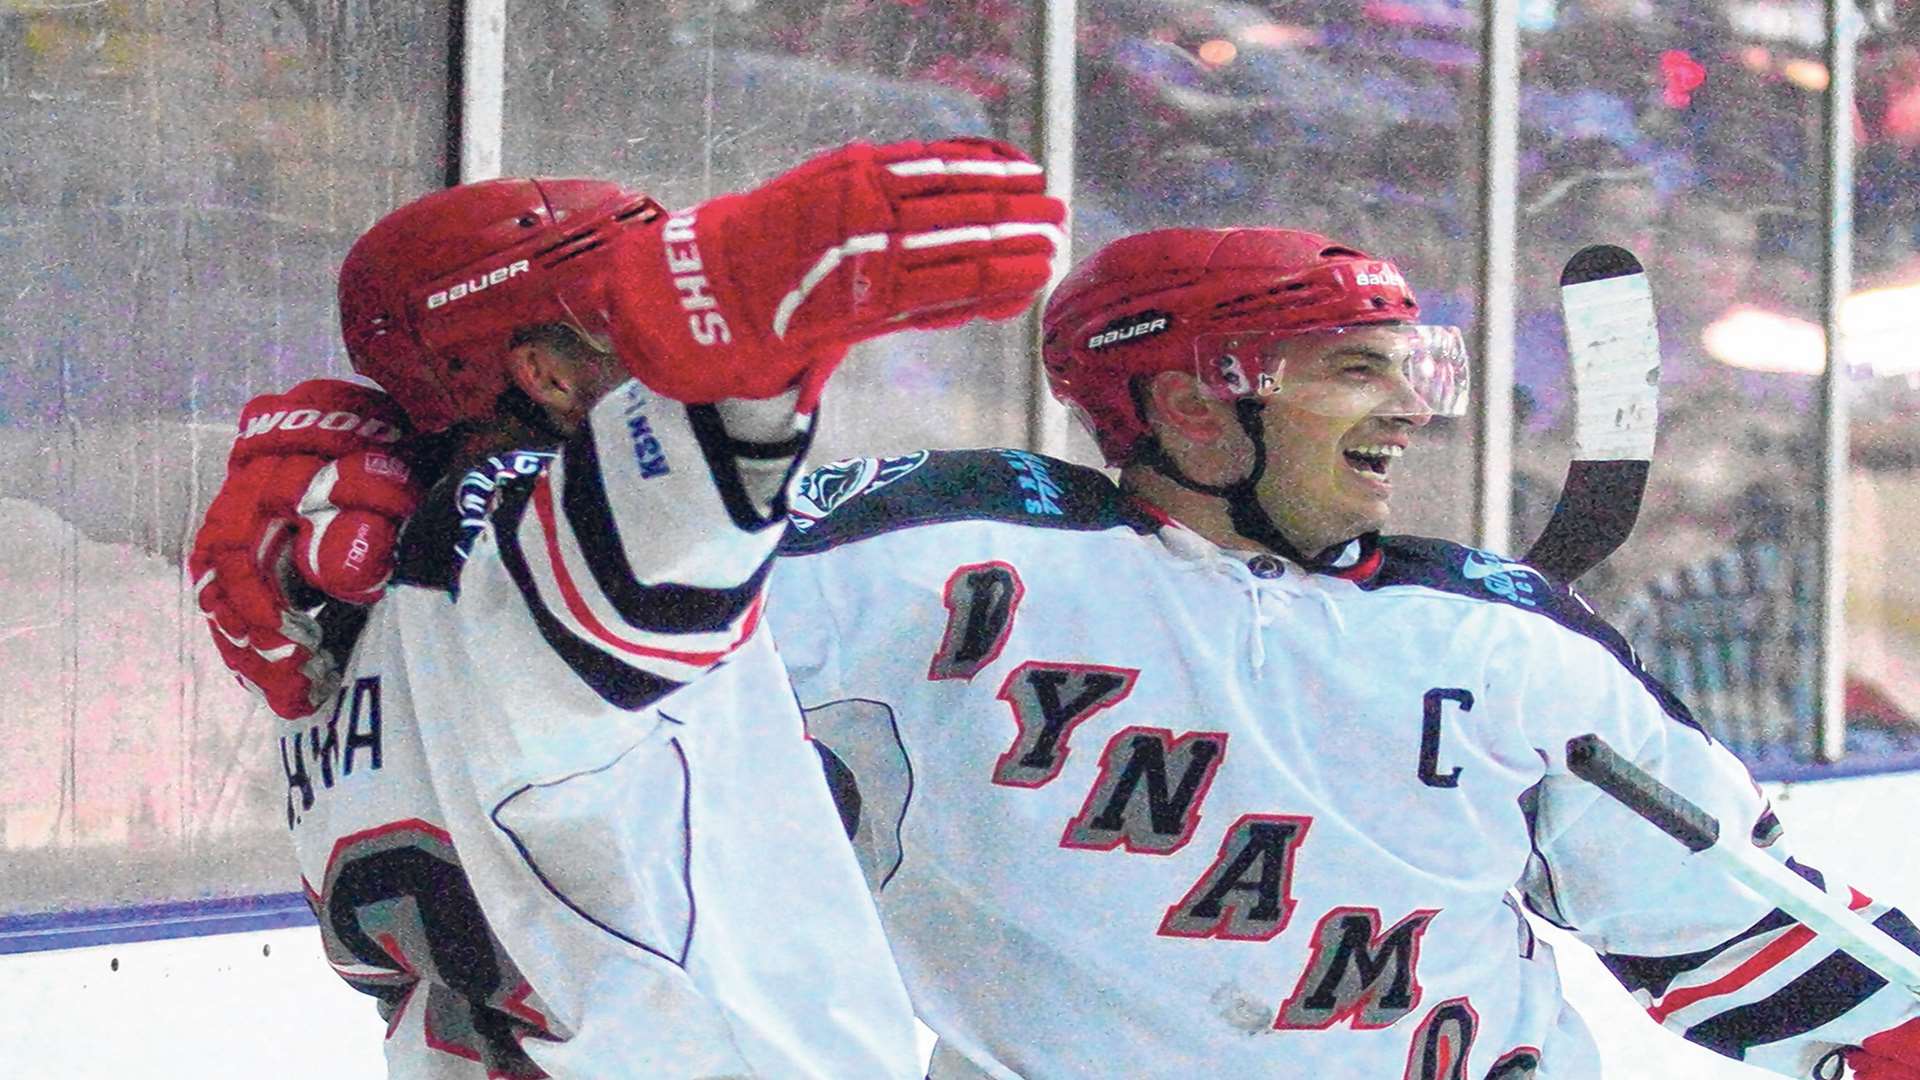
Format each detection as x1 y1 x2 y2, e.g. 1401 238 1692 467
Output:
1 0 1917 911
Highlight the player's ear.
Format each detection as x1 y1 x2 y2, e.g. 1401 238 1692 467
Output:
1142 370 1229 446
507 341 578 413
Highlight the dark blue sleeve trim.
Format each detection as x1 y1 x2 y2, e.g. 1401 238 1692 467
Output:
683 403 813 533
1601 861 1827 997
490 478 686 711
561 418 773 635
1684 906 1920 1058
778 449 1151 557
1370 537 1708 741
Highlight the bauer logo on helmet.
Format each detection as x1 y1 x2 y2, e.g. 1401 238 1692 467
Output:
1086 310 1173 351
426 259 532 310
1352 264 1407 289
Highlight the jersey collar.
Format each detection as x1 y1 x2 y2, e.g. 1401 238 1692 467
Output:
1130 494 1384 583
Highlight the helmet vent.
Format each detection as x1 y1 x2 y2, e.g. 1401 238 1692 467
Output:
1319 245 1364 258
534 228 597 258
516 214 539 228
548 238 608 265
613 199 663 223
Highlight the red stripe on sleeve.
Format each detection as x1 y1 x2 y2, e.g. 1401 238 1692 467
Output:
529 475 761 665
1647 889 1874 1024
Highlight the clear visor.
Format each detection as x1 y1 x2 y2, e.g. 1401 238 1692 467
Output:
1196 324 1471 419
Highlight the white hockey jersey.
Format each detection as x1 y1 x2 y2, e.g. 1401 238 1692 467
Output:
276 381 919 1079
767 448 1920 1080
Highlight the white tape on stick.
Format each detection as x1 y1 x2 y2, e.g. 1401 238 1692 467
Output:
1562 272 1661 462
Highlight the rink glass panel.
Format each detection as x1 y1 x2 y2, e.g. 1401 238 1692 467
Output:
0 2 449 917
1511 8 1840 767
1843 23 1920 767
1070 0 1485 537
500 1 1041 462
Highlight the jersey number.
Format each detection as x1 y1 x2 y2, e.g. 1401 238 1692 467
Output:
310 820 550 1077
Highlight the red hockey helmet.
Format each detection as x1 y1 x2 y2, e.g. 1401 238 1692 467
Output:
339 178 664 432
1041 228 1428 464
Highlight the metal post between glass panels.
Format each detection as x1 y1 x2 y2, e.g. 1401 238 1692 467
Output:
460 0 507 184
1027 0 1078 459
1814 0 1857 763
1474 0 1519 554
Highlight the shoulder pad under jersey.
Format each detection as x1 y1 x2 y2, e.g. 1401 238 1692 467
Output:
394 447 557 594
1368 535 1705 736
778 448 1151 555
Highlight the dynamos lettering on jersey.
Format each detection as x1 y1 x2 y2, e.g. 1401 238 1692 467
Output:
991 661 1138 787
1399 997 1479 1080
1157 813 1311 942
1060 726 1227 855
282 676 385 829
929 562 1025 681
1274 906 1438 1030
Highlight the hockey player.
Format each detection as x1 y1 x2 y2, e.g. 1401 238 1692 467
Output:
762 227 1920 1079
199 223 1920 1078
188 139 1065 1077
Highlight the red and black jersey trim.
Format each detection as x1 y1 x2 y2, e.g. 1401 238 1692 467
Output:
1683 904 1920 1058
489 476 685 711
1601 859 1824 997
1599 857 1920 1059
560 419 774 635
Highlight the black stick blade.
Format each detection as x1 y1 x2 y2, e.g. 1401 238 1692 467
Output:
1560 244 1645 287
1566 734 1721 853
1523 459 1650 586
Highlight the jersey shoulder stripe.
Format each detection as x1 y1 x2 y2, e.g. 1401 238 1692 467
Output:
1368 535 1705 737
1683 903 1920 1057
559 419 771 635
778 448 1150 556
396 449 685 710
487 475 686 711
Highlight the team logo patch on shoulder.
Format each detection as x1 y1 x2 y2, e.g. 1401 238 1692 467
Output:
996 449 1063 516
790 451 930 532
1085 309 1172 351
1461 549 1548 607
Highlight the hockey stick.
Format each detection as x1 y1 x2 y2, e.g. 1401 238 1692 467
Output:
1566 733 1920 999
1522 245 1661 586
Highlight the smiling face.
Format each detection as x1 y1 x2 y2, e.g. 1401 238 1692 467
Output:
1250 325 1437 555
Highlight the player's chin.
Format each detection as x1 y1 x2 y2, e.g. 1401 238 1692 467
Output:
1334 485 1392 536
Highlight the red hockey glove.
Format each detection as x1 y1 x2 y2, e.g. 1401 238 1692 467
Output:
1849 1017 1920 1080
188 380 420 718
594 137 1065 405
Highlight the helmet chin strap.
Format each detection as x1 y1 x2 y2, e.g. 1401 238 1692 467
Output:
1140 398 1325 566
